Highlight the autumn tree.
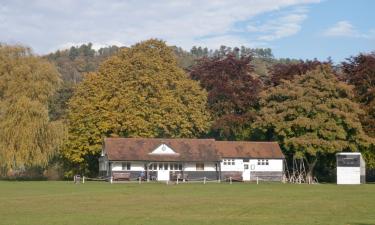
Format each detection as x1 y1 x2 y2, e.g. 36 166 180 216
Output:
64 39 210 174
268 59 331 86
342 53 375 168
0 45 63 175
190 54 261 140
254 66 374 179
342 53 375 137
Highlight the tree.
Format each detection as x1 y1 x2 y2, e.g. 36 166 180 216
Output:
254 66 374 180
268 59 330 86
0 45 63 174
190 54 261 140
342 53 375 137
64 39 211 174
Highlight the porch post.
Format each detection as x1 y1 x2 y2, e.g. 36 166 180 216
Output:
182 162 186 182
218 161 222 182
146 162 150 182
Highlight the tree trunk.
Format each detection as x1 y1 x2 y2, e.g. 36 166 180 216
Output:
306 158 318 184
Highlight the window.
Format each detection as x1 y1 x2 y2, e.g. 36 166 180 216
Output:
223 159 235 165
175 164 178 170
196 163 204 171
164 163 169 170
257 159 269 165
244 164 249 170
337 155 360 167
153 164 157 170
178 164 183 171
159 163 163 170
122 162 131 170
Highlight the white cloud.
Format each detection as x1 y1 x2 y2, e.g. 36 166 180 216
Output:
0 0 320 53
255 13 307 41
323 20 373 38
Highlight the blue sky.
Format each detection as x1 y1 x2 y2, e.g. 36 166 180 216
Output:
0 0 374 62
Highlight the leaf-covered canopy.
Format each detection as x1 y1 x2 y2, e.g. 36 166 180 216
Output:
342 53 375 137
255 66 374 162
0 45 62 173
64 39 211 167
190 54 261 140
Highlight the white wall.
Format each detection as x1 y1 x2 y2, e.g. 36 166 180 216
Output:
250 159 283 172
337 167 361 184
220 159 244 172
110 161 217 172
111 161 145 171
109 160 283 172
220 159 283 172
184 162 216 171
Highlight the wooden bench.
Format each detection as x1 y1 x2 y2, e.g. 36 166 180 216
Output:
113 172 131 181
170 173 188 181
223 172 243 182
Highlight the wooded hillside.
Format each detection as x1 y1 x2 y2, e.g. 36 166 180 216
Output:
0 40 374 180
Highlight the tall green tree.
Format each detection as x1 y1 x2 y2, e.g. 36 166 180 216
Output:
254 66 374 178
64 39 210 174
0 45 63 174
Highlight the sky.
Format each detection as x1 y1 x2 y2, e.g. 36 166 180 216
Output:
0 0 374 62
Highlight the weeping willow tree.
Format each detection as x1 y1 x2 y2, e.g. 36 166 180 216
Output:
0 45 63 175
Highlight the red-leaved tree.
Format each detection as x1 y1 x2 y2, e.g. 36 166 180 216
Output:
190 54 261 140
269 59 331 86
342 53 375 137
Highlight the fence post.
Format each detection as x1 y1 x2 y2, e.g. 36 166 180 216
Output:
110 176 113 184
138 177 141 184
176 177 179 185
257 177 259 184
82 176 85 184
204 177 206 184
230 177 232 184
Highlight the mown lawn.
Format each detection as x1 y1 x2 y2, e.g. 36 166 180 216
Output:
0 181 374 225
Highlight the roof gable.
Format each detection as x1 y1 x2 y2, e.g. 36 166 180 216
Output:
149 144 179 155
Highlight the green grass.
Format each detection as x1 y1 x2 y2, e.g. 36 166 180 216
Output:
0 181 374 225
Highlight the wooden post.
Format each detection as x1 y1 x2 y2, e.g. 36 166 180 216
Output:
146 162 150 182
218 161 222 184
110 176 113 184
82 176 85 184
204 177 206 184
176 175 179 185
230 177 232 184
257 177 259 184
139 176 141 184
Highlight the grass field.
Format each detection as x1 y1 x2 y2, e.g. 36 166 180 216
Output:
0 181 374 225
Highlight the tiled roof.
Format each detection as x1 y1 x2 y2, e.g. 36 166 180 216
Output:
215 141 284 159
104 138 284 161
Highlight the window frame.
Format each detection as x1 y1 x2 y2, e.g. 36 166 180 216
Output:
196 163 204 171
122 162 131 171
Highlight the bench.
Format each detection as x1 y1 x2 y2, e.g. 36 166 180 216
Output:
112 172 131 181
170 173 188 181
223 172 243 182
